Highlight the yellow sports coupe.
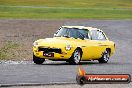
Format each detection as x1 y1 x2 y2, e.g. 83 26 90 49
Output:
33 26 115 64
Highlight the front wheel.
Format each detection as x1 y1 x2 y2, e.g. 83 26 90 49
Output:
98 49 110 63
33 54 45 64
69 49 82 65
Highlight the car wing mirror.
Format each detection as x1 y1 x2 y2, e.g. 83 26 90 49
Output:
54 34 57 37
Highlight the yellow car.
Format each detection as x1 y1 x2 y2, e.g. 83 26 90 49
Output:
33 26 115 64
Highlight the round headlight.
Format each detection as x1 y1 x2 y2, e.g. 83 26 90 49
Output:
65 45 71 51
33 42 38 46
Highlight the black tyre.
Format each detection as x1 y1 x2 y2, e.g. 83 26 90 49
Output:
98 49 110 63
69 49 82 65
33 54 45 64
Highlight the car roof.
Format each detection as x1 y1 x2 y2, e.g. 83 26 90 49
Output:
62 26 101 31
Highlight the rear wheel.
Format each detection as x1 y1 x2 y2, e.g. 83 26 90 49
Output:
33 54 45 64
98 49 110 63
69 49 82 65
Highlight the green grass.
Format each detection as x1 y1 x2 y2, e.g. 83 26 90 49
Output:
0 41 20 60
0 0 132 19
0 0 132 8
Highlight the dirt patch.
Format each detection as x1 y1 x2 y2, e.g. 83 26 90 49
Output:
0 19 66 60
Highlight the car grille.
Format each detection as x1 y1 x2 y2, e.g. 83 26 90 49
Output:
38 47 62 54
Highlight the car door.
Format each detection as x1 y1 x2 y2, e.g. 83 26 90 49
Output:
67 28 93 60
84 30 104 59
80 30 100 60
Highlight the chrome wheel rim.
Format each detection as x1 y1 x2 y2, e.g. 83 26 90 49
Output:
103 50 109 62
74 50 81 64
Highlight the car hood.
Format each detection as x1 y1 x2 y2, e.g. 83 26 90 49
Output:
35 37 76 48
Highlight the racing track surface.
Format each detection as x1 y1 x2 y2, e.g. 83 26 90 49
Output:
0 20 132 86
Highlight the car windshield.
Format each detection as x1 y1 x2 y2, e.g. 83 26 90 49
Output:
55 27 89 39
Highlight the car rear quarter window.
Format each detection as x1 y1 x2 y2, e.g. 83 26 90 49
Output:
91 30 106 40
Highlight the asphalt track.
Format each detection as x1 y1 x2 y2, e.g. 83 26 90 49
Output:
0 20 132 86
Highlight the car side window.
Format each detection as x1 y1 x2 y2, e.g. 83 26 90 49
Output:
77 29 89 39
91 30 106 40
69 29 78 39
76 31 85 39
69 29 86 40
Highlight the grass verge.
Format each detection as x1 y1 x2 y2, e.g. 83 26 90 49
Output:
0 6 132 19
0 0 132 19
